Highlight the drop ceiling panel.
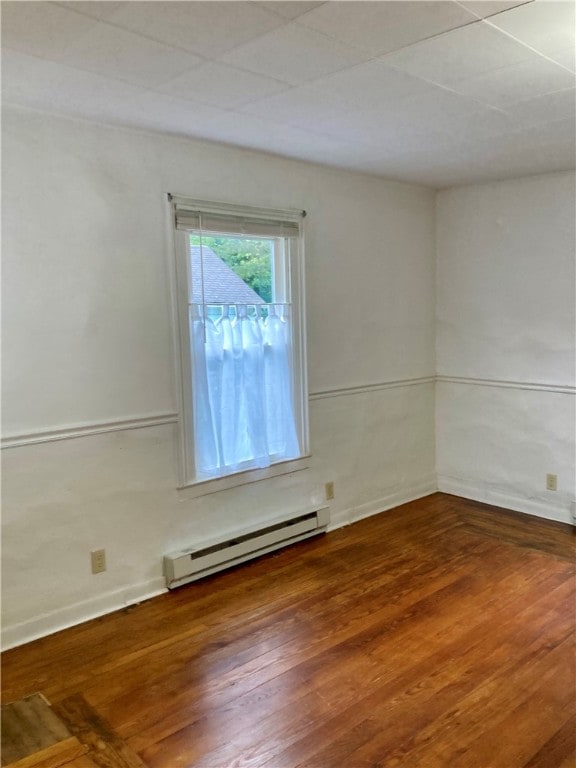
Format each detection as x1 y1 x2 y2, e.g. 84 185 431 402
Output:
502 87 575 127
157 63 289 108
486 0 575 61
458 0 533 18
449 56 576 108
219 119 349 160
382 19 537 83
252 2 327 20
2 48 156 120
386 87 511 138
395 89 515 141
307 85 517 152
446 116 576 182
297 1 478 56
58 23 204 87
308 61 433 111
1 2 98 59
298 101 453 151
100 1 285 57
121 93 254 139
440 106 515 143
363 114 574 187
550 47 576 72
238 84 354 128
350 145 481 187
2 50 247 139
54 2 125 21
221 22 367 84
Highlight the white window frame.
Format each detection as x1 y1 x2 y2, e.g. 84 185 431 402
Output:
168 195 310 496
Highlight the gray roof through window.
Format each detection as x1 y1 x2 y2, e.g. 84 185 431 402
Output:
190 246 264 304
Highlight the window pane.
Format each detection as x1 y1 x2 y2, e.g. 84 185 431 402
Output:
190 235 273 303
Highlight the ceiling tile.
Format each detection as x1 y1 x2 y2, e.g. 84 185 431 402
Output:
252 2 327 20
448 56 576 108
217 119 351 162
548 47 576 72
221 22 367 84
103 1 286 57
296 100 451 150
503 87 575 127
2 49 66 107
446 116 576 183
2 48 147 117
394 88 515 141
1 2 98 59
238 84 354 127
349 145 478 186
157 63 290 108
308 60 433 111
486 0 575 61
53 2 125 21
58 23 204 88
458 1 534 18
297 1 478 56
382 19 535 84
114 92 237 138
1 48 235 138
363 86 514 148
367 111 575 187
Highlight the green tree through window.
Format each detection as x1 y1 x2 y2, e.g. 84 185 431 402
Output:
190 235 272 302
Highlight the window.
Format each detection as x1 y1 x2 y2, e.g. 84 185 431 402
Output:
170 196 309 490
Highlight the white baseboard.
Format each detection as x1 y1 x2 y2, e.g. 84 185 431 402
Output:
1 577 168 651
437 475 573 526
328 474 438 531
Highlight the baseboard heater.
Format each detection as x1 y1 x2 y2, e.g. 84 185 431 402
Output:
164 506 330 589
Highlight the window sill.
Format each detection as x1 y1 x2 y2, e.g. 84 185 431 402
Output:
177 455 312 499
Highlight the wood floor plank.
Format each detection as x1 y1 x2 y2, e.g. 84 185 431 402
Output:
247 587 574 768
4 738 88 768
61 759 100 768
286 588 569 766
115 553 496 750
338 635 574 768
523 715 576 768
134 553 570 759
51 696 146 768
451 495 576 562
136 524 573 765
1 493 574 768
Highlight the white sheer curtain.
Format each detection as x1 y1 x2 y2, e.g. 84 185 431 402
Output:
190 303 299 477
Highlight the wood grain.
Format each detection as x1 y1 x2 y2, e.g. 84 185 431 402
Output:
3 738 87 768
51 696 146 768
1 493 574 768
61 759 100 768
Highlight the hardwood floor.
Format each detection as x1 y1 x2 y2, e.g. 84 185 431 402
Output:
2 493 575 767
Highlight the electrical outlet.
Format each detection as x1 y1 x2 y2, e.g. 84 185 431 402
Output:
325 481 335 501
91 549 106 574
546 474 557 491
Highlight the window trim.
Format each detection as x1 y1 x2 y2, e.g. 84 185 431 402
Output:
168 195 310 494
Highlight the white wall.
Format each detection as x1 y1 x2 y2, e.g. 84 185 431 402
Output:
436 172 576 523
1 107 436 648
